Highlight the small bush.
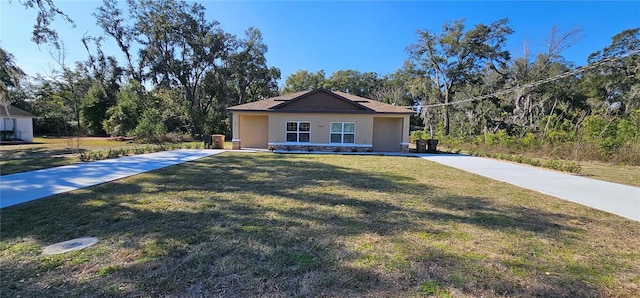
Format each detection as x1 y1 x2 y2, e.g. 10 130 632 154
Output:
165 132 193 143
564 162 582 174
544 160 562 171
411 130 428 143
131 110 167 143
530 159 542 167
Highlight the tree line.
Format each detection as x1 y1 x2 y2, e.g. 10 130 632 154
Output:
279 25 638 163
4 0 280 142
1 0 638 163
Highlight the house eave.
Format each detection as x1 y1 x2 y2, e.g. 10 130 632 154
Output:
228 109 413 115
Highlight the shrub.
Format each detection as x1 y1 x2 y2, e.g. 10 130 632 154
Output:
519 132 538 150
165 132 193 143
544 160 562 171
132 110 167 143
564 162 582 174
411 130 426 143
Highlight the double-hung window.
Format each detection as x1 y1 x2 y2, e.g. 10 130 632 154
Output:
286 121 310 142
330 122 355 143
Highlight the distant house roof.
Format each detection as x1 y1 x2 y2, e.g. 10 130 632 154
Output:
0 105 36 118
227 89 414 114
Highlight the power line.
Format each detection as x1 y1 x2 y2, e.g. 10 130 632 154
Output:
409 49 639 109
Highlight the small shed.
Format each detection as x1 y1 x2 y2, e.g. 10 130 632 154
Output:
1 105 36 142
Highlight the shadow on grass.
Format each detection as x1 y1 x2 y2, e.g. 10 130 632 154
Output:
0 145 85 175
0 156 80 176
428 195 589 235
0 147 83 160
0 153 616 297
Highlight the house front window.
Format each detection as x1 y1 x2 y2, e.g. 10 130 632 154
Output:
330 122 355 143
286 121 310 142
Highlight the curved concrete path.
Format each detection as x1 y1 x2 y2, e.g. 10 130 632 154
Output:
0 149 225 208
421 154 640 222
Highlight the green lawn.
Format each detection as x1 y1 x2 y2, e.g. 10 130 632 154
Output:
1 153 638 297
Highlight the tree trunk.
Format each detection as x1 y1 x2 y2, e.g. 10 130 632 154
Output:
542 97 558 141
443 92 450 135
526 94 534 127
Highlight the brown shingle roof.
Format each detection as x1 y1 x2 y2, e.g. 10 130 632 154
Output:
0 105 36 118
331 91 415 114
227 89 414 114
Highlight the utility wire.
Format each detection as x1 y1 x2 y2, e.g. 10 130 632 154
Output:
409 49 640 109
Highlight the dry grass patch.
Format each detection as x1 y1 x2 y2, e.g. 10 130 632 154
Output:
0 137 218 175
0 138 136 175
1 153 639 297
0 137 129 158
579 160 640 187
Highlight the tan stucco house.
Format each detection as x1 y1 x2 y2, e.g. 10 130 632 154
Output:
227 89 414 152
1 105 35 142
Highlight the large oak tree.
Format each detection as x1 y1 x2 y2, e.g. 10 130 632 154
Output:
408 18 513 135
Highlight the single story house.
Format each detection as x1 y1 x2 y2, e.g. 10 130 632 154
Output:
0 105 35 142
227 89 414 152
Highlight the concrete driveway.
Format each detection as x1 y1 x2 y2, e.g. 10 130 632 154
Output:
0 149 225 208
421 154 640 222
2 149 638 222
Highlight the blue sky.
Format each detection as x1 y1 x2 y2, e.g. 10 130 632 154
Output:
1 1 639 86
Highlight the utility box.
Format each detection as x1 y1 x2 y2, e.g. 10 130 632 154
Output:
212 134 225 149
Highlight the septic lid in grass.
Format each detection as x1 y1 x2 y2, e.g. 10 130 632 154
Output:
42 237 98 255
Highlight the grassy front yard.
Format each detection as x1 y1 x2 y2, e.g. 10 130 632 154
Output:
1 153 639 297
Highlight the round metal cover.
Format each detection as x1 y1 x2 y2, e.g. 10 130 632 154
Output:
42 237 98 255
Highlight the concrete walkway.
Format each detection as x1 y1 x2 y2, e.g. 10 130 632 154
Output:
421 154 640 222
0 149 225 208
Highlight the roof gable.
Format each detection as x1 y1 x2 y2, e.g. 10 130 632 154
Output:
272 89 372 112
